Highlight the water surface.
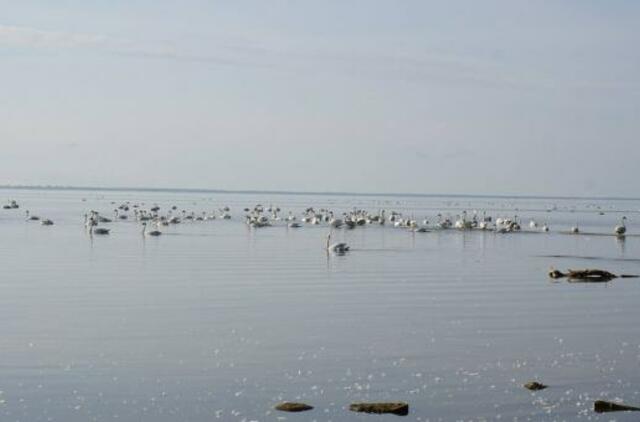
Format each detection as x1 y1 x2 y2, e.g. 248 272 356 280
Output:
1 188 640 421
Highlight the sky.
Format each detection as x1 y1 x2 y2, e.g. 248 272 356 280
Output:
0 1 638 196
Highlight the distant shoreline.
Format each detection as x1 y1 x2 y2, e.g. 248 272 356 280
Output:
0 184 638 202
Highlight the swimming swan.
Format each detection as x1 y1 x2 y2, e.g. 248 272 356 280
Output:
142 222 162 236
326 233 349 253
614 216 627 236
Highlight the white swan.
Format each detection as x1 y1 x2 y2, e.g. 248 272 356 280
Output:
142 222 162 236
614 216 627 236
25 210 40 221
436 214 452 229
326 233 349 253
454 211 472 230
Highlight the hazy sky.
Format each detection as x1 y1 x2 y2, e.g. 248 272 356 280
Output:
1 1 638 196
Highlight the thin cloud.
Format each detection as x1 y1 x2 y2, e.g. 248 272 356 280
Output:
0 24 110 50
0 24 188 58
0 24 564 90
0 24 268 68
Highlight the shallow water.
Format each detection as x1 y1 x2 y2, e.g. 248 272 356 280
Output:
1 188 640 421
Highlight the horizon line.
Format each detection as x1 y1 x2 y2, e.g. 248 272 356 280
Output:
1 184 638 202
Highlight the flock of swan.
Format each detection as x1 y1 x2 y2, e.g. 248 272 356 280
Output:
3 199 631 253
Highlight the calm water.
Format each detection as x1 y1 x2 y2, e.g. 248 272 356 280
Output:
1 188 640 421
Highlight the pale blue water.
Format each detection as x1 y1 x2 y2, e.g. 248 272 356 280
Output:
1 188 640 421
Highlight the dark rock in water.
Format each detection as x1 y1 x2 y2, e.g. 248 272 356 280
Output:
548 268 565 279
524 381 548 391
550 267 639 282
349 402 409 416
274 402 313 412
549 268 621 282
594 400 640 413
567 269 617 282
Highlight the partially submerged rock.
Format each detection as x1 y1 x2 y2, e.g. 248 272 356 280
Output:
349 402 409 416
548 268 564 279
524 381 548 391
547 268 631 282
274 402 313 412
594 400 640 413
567 269 617 282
